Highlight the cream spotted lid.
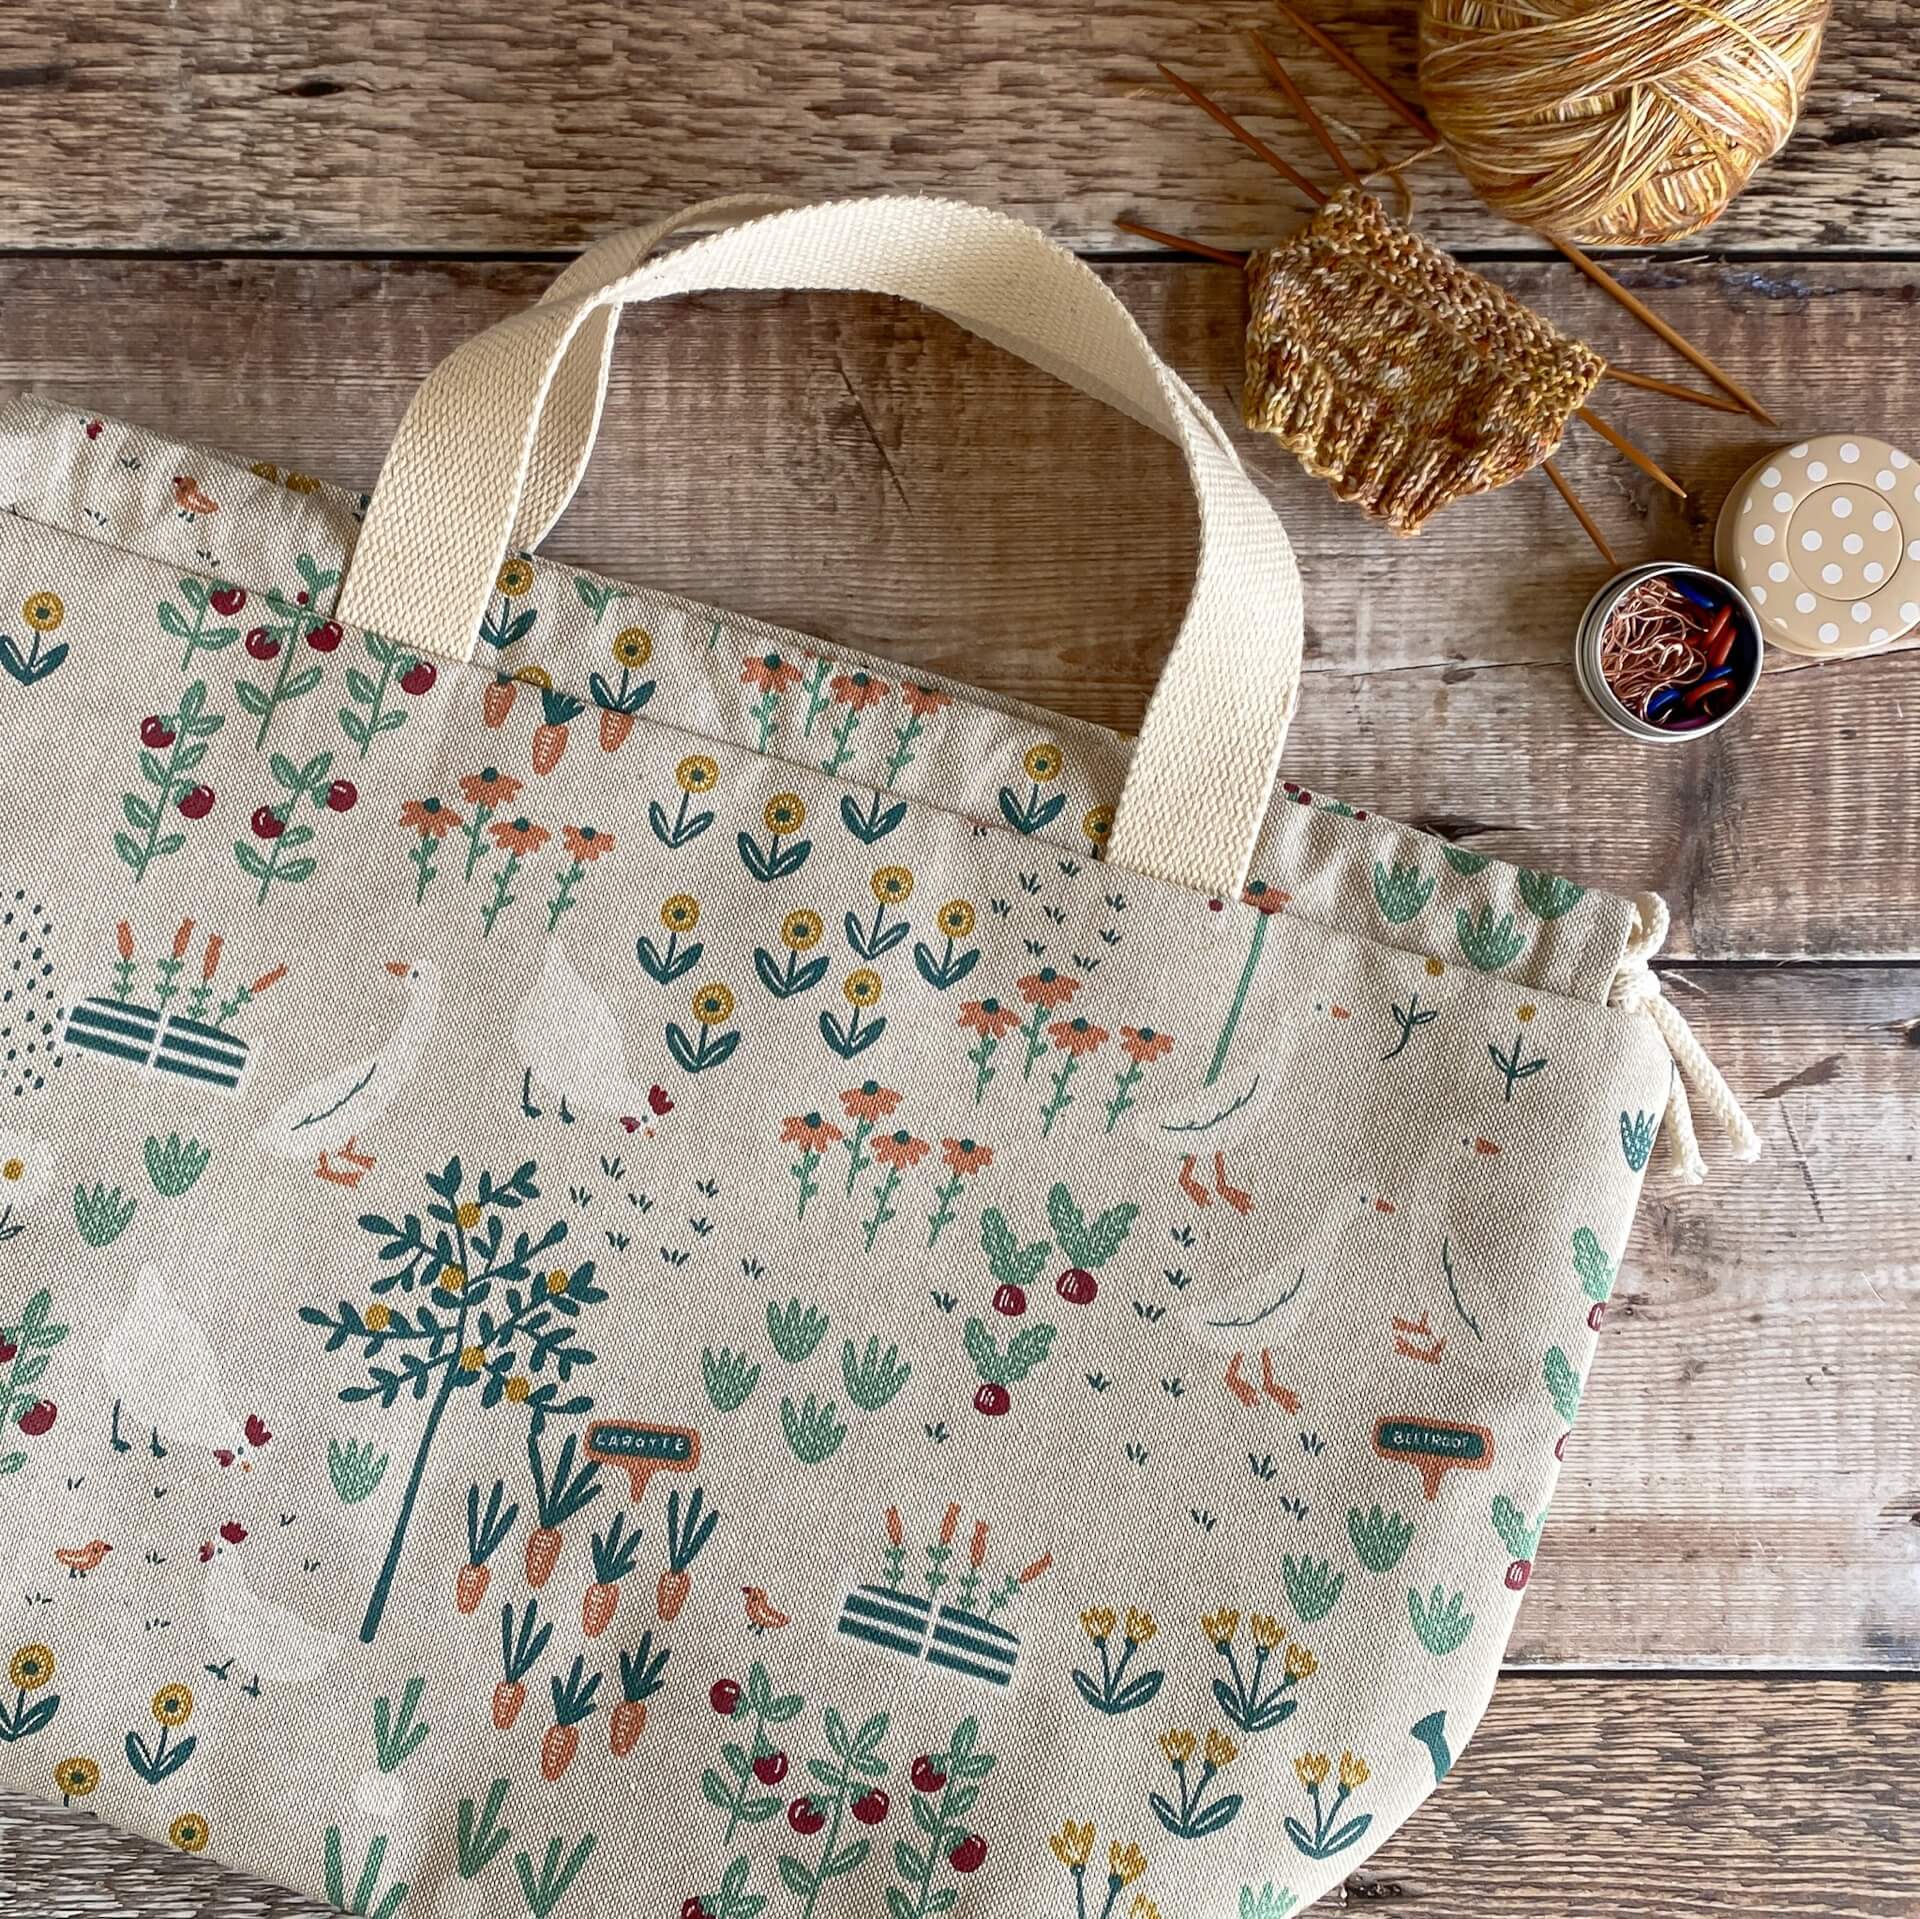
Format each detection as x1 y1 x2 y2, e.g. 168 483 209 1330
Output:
1715 433 1920 658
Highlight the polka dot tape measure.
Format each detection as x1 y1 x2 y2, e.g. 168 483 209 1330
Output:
1715 434 1920 659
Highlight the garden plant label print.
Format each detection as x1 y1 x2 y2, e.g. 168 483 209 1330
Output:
0 398 1674 1919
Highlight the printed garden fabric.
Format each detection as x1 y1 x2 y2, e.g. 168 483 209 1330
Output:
0 397 1669 1919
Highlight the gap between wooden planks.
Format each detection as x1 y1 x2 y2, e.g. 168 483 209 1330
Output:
4 1678 1917 1916
0 0 1911 257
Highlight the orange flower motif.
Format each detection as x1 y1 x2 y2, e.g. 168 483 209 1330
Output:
870 1129 930 1171
1242 879 1290 914
561 824 614 863
1049 1017 1109 1057
839 1082 902 1123
488 817 551 858
1120 1026 1175 1064
900 683 951 718
1017 968 1079 1010
742 651 804 694
400 796 463 838
940 1137 994 1177
958 998 1021 1038
460 767 523 809
830 670 889 710
781 1113 844 1152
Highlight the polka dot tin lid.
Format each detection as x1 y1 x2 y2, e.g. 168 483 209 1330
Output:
1716 433 1920 658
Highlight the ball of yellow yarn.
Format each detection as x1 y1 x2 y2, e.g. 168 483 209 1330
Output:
1418 0 1831 246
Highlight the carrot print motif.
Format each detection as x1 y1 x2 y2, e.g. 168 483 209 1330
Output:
525 1427 602 1591
495 1598 551 1731
581 1511 642 1638
541 1655 601 1781
531 686 586 775
657 1484 719 1622
458 1479 518 1616
608 1631 671 1756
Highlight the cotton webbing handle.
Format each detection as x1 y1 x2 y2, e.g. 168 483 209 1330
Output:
334 194 1306 897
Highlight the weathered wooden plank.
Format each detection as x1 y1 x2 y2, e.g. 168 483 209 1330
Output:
0 0 1911 256
5 1678 1917 1915
3 252 1915 959
1520 964 1920 1669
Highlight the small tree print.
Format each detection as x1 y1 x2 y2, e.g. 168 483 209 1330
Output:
299 1157 608 1643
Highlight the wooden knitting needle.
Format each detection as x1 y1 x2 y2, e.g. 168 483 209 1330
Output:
1576 407 1688 499
1603 364 1746 414
1268 0 1439 143
1113 218 1248 267
1554 237 1779 425
1154 61 1329 205
1543 460 1619 570
1248 30 1364 188
1265 0 1778 425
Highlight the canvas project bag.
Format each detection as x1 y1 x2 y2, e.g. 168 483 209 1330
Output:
0 197 1759 1919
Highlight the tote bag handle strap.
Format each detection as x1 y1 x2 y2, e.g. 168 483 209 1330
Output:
335 194 1305 897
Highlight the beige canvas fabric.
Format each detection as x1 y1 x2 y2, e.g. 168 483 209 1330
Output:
0 197 1751 1919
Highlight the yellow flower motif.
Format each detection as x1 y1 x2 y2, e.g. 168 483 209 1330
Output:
21 592 63 632
546 1269 569 1295
1295 1753 1330 1789
1024 742 1064 783
693 983 735 1026
2 1158 21 1182
1517 1003 1537 1023
1203 1729 1238 1770
676 755 719 793
1201 1608 1240 1646
152 1685 194 1727
284 471 319 493
781 909 824 952
363 1302 391 1333
437 1263 467 1294
1083 805 1113 845
513 664 553 689
9 1645 53 1690
250 461 280 481
937 899 975 938
1250 1613 1284 1650
611 627 653 668
764 793 806 834
844 969 883 1009
1285 1642 1318 1682
870 865 913 905
1079 1607 1117 1643
661 894 701 933
1158 1730 1196 1767
496 557 535 598
169 1813 210 1854
504 1376 531 1404
456 1202 482 1229
1109 1840 1147 1885
1049 1820 1095 1869
1425 956 1446 977
1130 1899 1161 1919
1124 1608 1157 1645
459 1344 486 1372
54 1756 100 1798
1339 1750 1370 1790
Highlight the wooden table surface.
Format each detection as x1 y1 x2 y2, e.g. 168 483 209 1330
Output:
0 2 1915 1913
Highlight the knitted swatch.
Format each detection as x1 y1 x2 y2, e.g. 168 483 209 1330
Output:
1244 188 1605 533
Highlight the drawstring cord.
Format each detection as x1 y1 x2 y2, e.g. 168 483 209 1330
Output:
1609 893 1761 1185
